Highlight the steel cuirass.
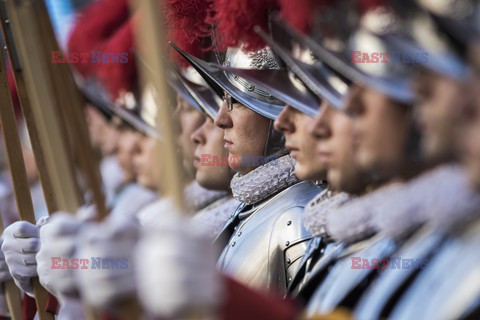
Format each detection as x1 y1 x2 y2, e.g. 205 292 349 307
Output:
216 181 322 294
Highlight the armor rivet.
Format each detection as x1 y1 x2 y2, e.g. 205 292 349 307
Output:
287 221 292 226
5 20 9 25
288 277 292 282
232 242 236 247
269 95 274 100
247 85 255 92
234 226 237 230
238 232 242 237
285 241 290 247
287 258 291 264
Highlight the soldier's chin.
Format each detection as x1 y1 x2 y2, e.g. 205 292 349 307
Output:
228 153 242 170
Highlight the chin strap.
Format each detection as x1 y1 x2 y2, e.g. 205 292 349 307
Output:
264 120 287 158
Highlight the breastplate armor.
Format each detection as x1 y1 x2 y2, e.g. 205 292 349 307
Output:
306 235 397 316
217 181 322 294
354 227 445 320
390 219 480 320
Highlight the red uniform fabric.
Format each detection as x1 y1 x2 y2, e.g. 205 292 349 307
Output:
22 295 36 320
45 293 60 315
220 277 300 320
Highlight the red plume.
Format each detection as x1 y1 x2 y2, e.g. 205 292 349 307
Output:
278 0 332 34
67 0 130 77
166 0 214 67
96 18 137 99
209 0 279 52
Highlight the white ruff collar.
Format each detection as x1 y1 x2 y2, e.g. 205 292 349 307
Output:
323 183 401 243
373 165 480 237
230 155 299 205
320 165 480 243
184 181 227 211
303 189 352 237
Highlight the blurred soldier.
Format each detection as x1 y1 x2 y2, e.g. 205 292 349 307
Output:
352 2 480 319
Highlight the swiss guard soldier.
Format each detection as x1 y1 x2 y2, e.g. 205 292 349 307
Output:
169 0 322 295
353 1 480 319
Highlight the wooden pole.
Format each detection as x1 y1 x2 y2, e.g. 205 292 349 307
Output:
133 0 186 209
0 12 53 319
0 0 57 213
33 0 108 220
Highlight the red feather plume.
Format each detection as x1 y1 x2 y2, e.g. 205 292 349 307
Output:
67 0 130 77
209 0 279 52
278 0 332 34
165 0 215 67
96 19 137 99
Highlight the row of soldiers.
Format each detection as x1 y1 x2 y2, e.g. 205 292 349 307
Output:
0 0 479 319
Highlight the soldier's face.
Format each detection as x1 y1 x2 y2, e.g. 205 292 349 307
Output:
117 129 142 183
346 85 411 184
175 95 206 179
310 102 365 194
191 117 232 190
274 106 327 181
215 100 270 175
133 136 162 190
414 71 473 164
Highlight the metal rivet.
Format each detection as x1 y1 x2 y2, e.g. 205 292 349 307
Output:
288 277 292 282
234 226 238 230
247 85 255 92
287 220 292 226
269 95 275 100
5 20 9 24
238 232 242 237
234 75 239 80
287 258 291 264
232 242 236 247
285 241 290 247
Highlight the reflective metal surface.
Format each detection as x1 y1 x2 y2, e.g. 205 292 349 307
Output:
217 181 322 294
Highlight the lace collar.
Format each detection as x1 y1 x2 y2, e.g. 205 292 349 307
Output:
230 155 299 205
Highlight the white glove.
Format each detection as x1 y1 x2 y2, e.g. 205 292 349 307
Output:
135 211 223 318
0 238 12 283
1 218 48 295
75 217 139 309
36 212 84 299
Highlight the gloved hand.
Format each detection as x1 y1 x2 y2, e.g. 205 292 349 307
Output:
135 211 223 318
0 237 12 283
36 212 84 299
75 217 139 309
1 218 48 296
